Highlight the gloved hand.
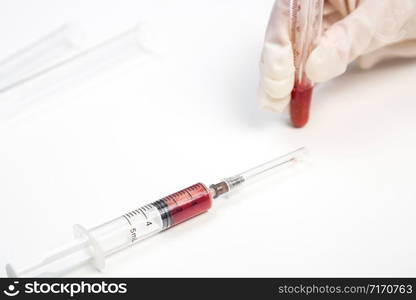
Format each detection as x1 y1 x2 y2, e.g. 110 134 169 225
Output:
259 0 416 114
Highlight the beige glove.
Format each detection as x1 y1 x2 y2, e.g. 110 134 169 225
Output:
260 0 416 112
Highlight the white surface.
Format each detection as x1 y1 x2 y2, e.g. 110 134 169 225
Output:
0 0 415 277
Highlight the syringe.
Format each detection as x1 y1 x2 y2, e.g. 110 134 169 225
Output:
6 147 307 277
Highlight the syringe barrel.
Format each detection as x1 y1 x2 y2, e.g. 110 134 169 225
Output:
88 183 212 258
7 183 213 277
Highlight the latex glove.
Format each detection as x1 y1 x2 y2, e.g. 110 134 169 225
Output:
259 0 416 113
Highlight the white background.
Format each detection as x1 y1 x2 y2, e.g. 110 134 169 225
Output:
0 0 415 277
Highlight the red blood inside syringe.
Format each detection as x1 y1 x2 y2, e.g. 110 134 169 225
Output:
290 81 314 128
164 183 212 226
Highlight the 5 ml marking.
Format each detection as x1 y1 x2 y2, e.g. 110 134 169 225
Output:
124 207 159 243
130 227 138 242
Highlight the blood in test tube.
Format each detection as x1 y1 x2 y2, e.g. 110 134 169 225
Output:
290 81 314 128
152 183 213 229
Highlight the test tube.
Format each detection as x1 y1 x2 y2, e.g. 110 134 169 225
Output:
288 0 324 128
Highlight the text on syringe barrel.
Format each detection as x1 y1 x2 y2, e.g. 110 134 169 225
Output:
88 183 212 255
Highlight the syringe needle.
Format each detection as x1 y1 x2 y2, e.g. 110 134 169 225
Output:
210 147 307 198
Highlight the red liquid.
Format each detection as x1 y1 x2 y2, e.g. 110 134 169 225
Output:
290 83 314 128
164 183 212 226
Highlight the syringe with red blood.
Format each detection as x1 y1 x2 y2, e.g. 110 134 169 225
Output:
6 147 306 277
